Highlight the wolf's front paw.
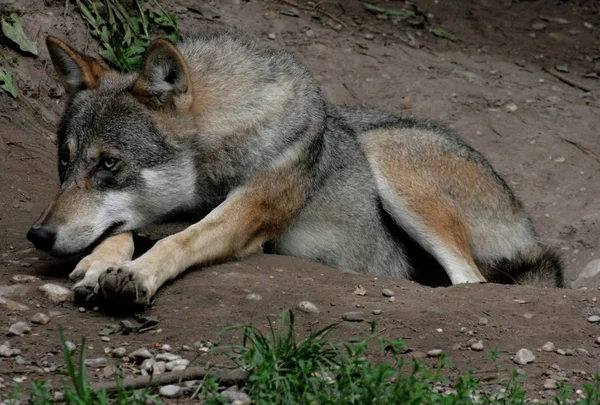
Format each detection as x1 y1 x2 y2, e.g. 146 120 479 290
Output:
98 264 152 306
71 260 117 303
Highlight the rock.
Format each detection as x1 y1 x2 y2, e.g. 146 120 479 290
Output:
155 353 181 362
102 365 115 378
166 359 189 371
587 315 600 323
513 349 535 365
504 103 518 112
153 361 166 375
373 309 382 315
564 348 575 356
129 348 153 363
161 344 172 352
8 322 30 336
576 348 589 356
101 337 110 342
65 341 76 353
297 301 320 314
342 312 364 322
159 385 181 398
38 284 73 304
78 307 86 313
583 22 593 29
470 340 484 351
532 22 547 30
84 357 107 367
11 274 39 283
268 33 276 40
381 288 395 297
30 313 50 325
353 285 367 296
172 365 187 372
111 347 127 358
556 349 566 356
0 297 29 311
427 349 443 357
364 33 375 40
221 386 252 404
596 336 600 345
544 378 558 390
388 296 396 302
541 342 555 352
478 317 488 326
572 260 600 289
245 293 262 301
141 358 155 372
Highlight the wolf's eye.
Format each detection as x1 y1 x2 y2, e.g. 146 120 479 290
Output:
101 157 117 170
59 157 68 167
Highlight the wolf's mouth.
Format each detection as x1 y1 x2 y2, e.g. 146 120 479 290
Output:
50 221 126 258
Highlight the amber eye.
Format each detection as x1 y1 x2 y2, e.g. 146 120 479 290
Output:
101 157 117 170
59 157 68 167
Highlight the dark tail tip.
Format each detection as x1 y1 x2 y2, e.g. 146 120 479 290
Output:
488 246 564 288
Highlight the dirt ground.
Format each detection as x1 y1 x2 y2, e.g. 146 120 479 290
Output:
0 0 599 401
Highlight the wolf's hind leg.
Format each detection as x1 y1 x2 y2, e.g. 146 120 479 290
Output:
71 232 134 302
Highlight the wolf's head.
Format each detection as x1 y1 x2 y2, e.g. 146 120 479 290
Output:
27 37 198 256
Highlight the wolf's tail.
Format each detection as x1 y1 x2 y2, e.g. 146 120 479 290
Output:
485 246 564 288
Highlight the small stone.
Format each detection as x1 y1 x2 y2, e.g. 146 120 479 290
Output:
513 348 535 365
576 348 589 356
78 307 86 313
470 340 484 351
564 348 575 356
532 22 547 30
596 336 600 345
364 33 375 40
39 284 73 304
155 352 181 362
11 274 39 283
84 357 107 367
572 260 600 289
544 378 558 390
587 315 600 323
166 359 189 371
53 391 64 401
353 285 367 296
427 349 443 357
221 387 252 404
161 344 172 352
556 349 566 356
373 309 382 315
129 348 153 363
30 313 50 325
8 322 31 336
268 33 276 40
583 22 593 29
388 296 396 302
102 365 115 378
0 297 29 311
172 365 187 372
14 356 26 365
342 312 364 322
411 351 427 359
504 103 518 112
297 301 320 314
305 29 314 38
245 293 262 301
101 337 110 342
381 288 395 297
111 347 127 358
541 342 555 352
153 361 166 375
478 317 488 326
141 358 155 372
159 385 181 398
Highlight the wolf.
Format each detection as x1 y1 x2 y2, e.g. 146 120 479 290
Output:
27 29 563 306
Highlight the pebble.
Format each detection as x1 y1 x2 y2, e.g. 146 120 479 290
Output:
556 349 566 356
11 274 39 283
221 387 252 404
111 347 127 358
38 284 73 304
141 358 155 372
541 342 555 352
267 33 276 40
564 348 575 356
427 349 443 357
166 359 189 371
65 341 76 353
156 352 181 362
297 301 320 314
576 348 589 356
153 361 166 375
84 357 107 367
78 307 86 313
596 336 600 345
161 344 172 352
504 103 518 112
573 260 600 289
587 315 600 323
101 337 110 342
388 296 396 302
583 22 593 29
470 340 484 351
513 348 535 365
342 312 364 322
0 297 29 311
159 384 181 398
364 33 375 40
373 309 382 315
381 288 395 297
30 313 50 325
129 348 153 363
245 293 262 301
8 322 31 336
544 378 558 390
478 317 488 326
532 22 547 30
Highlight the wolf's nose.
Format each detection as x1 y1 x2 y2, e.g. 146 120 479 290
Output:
27 226 56 252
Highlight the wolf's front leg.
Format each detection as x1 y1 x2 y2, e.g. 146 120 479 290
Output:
96 172 304 306
70 232 135 302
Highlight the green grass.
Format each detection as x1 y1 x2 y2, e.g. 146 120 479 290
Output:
3 311 600 404
75 0 180 71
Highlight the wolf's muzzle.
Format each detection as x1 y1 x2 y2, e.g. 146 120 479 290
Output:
27 225 56 252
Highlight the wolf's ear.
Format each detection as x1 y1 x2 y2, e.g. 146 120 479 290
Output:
46 36 108 94
133 38 191 108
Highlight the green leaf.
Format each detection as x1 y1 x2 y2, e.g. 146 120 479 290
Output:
1 13 38 55
432 28 455 41
362 3 415 17
0 67 18 98
555 64 569 73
